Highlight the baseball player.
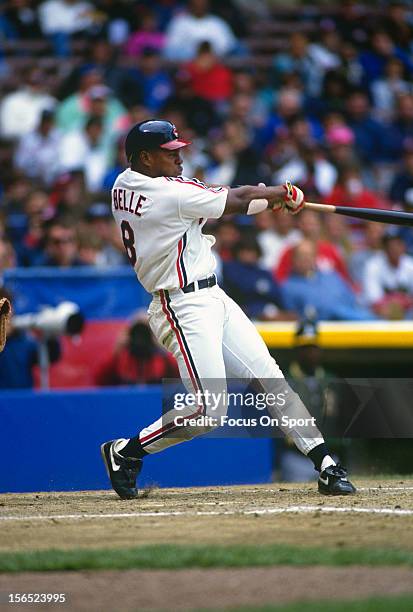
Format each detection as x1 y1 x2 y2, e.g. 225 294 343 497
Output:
101 119 356 499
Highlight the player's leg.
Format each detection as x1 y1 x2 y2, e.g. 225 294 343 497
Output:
133 289 228 454
220 289 356 494
102 288 228 498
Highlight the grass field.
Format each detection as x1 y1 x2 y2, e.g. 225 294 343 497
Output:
1 478 413 610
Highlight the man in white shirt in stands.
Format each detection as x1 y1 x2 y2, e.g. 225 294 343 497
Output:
164 0 237 61
363 230 413 319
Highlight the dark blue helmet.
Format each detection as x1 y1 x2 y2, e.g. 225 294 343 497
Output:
125 119 191 162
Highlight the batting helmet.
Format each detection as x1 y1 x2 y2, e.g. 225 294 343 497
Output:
125 120 191 162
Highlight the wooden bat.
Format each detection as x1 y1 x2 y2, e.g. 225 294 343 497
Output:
304 202 413 226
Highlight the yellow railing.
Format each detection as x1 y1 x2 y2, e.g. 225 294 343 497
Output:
255 321 413 349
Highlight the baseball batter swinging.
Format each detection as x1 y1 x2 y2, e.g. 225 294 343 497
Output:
101 119 356 498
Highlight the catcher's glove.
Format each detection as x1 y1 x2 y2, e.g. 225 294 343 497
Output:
0 297 11 353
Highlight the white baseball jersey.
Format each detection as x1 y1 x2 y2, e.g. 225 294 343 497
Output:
112 168 228 293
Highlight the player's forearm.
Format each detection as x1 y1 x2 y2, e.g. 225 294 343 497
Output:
223 185 285 215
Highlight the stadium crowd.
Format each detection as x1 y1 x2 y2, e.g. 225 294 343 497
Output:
1 0 413 321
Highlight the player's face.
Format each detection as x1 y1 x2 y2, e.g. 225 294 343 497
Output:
147 148 184 177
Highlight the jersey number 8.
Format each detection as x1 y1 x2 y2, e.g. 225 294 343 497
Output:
121 220 137 265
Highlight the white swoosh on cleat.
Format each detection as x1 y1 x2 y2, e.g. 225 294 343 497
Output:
109 444 120 472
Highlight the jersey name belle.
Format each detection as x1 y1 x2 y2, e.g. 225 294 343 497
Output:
112 188 146 217
111 169 228 294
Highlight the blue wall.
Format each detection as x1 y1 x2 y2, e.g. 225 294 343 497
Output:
0 388 274 493
4 267 150 319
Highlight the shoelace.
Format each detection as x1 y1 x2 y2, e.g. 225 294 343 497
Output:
328 464 347 478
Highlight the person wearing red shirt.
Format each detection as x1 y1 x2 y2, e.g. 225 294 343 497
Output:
323 166 387 246
274 209 351 283
183 41 233 104
95 319 179 386
323 166 386 211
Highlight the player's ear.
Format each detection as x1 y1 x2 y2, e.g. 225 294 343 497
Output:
140 150 152 168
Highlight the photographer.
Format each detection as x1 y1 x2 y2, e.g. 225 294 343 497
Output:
0 288 61 389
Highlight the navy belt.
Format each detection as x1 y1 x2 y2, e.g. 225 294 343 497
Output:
181 274 217 293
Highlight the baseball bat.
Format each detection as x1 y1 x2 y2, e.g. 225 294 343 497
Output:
304 202 413 226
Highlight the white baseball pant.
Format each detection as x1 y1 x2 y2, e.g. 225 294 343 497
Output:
137 283 325 455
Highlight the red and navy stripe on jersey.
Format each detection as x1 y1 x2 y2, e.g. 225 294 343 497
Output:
165 176 225 192
176 231 188 288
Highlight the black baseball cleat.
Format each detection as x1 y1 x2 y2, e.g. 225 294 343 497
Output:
101 439 143 500
318 464 356 495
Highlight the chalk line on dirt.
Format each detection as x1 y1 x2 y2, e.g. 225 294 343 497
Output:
1 505 413 523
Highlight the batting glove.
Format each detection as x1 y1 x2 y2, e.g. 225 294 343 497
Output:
283 181 305 215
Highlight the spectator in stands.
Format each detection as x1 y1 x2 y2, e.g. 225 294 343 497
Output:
324 166 387 244
223 235 295 321
282 240 374 321
381 1 413 51
0 67 56 139
77 228 105 266
15 190 54 267
38 0 95 57
59 39 141 109
256 209 300 271
257 88 323 153
273 32 329 98
162 69 219 137
14 109 62 186
275 209 350 284
213 220 241 262
324 166 385 210
2 0 41 39
184 41 233 105
362 230 413 319
315 71 350 117
0 237 16 283
273 140 337 198
389 150 413 216
102 137 127 190
163 0 237 61
35 217 83 267
310 28 342 71
51 170 91 218
0 174 32 219
204 133 261 187
124 9 165 58
324 121 360 173
56 72 125 136
58 115 108 193
371 58 412 120
339 41 364 88
0 288 61 389
390 94 413 158
345 89 389 164
359 30 413 86
323 213 354 262
128 47 172 113
349 221 385 287
84 202 127 266
95 317 179 385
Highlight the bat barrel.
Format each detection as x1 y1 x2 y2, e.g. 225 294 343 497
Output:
335 206 413 227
